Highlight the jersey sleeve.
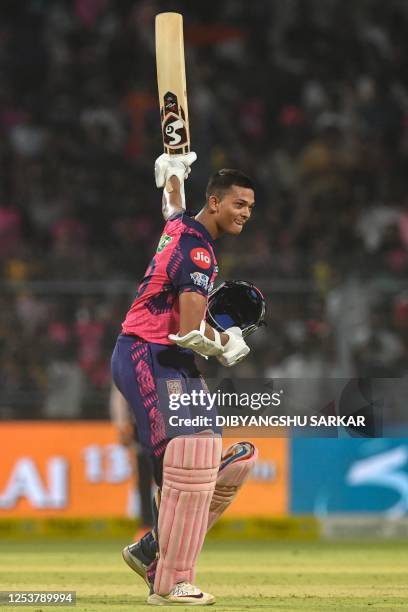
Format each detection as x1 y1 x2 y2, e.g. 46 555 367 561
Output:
167 234 215 298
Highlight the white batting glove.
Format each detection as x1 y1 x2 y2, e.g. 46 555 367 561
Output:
217 327 250 368
168 320 223 358
155 151 197 188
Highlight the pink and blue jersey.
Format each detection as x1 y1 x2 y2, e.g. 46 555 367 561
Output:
112 212 221 478
122 213 218 344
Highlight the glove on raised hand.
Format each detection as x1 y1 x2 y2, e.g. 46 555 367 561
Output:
155 152 197 188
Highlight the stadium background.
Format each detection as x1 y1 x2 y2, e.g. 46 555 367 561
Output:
2 0 408 528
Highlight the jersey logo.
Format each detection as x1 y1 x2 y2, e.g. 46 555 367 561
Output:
190 271 209 289
156 234 173 253
166 379 183 398
190 247 211 269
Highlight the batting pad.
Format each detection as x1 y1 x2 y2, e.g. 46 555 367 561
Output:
207 441 258 531
154 435 222 595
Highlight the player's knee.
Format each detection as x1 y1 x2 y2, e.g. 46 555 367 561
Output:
163 434 222 489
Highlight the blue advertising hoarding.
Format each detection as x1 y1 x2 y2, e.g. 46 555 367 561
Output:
291 438 408 516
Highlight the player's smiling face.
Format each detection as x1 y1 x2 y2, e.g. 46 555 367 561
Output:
216 186 255 235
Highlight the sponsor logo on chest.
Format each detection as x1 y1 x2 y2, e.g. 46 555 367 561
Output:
190 247 211 269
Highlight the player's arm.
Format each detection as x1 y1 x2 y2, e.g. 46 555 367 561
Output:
154 152 197 220
167 235 250 366
161 175 184 220
178 292 229 344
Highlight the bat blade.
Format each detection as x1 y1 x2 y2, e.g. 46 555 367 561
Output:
155 12 190 156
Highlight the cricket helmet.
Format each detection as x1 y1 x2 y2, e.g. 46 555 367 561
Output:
206 280 266 338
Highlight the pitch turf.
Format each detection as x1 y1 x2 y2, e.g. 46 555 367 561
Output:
0 539 407 611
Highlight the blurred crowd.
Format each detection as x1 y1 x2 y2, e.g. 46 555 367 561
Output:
1 0 408 419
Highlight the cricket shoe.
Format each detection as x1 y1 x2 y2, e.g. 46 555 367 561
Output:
122 541 150 587
148 582 215 606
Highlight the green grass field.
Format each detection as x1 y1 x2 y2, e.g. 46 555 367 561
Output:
0 539 407 611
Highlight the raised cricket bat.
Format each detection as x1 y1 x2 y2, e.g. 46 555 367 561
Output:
155 12 190 160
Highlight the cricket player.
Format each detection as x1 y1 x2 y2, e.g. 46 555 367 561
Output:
111 152 258 605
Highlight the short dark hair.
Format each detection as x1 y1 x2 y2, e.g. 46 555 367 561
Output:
205 169 255 201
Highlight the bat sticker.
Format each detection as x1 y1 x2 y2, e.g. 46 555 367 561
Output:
164 117 185 145
161 91 188 151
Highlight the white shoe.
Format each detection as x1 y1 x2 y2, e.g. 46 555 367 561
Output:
147 581 215 606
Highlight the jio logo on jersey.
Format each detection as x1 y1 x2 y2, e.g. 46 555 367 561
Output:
190 248 211 270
